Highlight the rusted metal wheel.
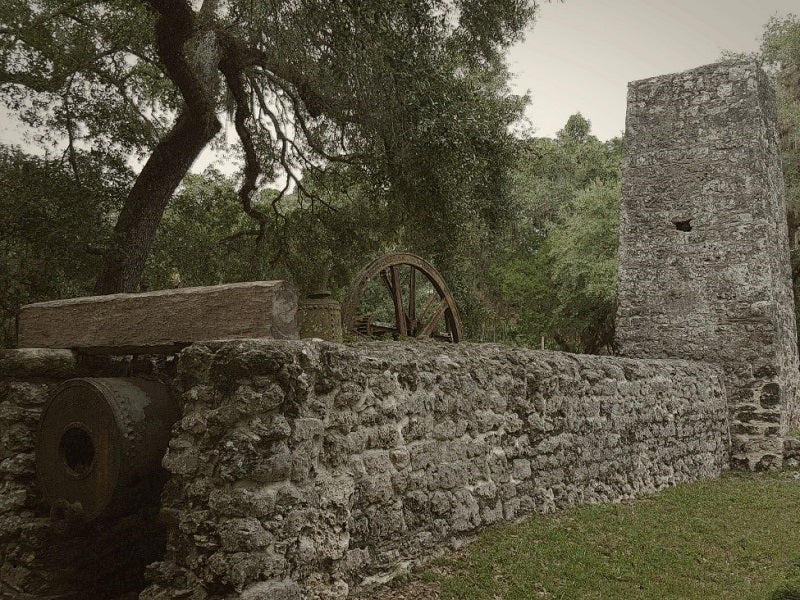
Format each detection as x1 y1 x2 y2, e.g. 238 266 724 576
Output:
342 252 463 342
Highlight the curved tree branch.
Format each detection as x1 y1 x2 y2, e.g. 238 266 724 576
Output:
218 34 269 243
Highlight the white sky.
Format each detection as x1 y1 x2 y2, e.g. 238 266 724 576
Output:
508 0 799 140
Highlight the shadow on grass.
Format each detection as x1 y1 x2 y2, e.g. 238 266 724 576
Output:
771 584 800 600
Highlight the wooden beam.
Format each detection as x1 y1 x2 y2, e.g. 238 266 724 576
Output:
17 281 298 353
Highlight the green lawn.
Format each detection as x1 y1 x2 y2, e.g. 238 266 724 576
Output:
414 472 800 599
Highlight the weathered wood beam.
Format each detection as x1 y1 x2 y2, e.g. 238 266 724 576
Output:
17 281 298 353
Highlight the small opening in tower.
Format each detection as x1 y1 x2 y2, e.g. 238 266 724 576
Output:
673 219 692 232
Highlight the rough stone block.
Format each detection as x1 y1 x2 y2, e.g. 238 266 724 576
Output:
0 348 76 378
241 580 301 600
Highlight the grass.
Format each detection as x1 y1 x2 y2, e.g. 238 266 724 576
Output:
413 471 800 599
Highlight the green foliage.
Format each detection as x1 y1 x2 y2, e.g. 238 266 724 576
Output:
384 55 527 336
484 114 623 353
0 1 163 158
761 15 800 95
546 179 620 352
758 15 800 333
0 146 128 345
271 171 394 296
559 112 592 142
485 247 556 345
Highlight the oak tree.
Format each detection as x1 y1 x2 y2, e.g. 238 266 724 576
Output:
1 0 535 294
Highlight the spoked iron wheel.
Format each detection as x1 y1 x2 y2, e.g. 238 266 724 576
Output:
342 253 463 342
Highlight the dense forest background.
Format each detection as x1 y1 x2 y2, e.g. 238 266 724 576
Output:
1 5 799 353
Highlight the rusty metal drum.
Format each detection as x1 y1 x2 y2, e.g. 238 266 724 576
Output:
298 291 343 342
35 377 179 524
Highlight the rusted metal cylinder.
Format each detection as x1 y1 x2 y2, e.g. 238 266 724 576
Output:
35 377 179 524
298 292 343 342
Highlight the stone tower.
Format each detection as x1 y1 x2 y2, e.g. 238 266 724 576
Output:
615 59 800 470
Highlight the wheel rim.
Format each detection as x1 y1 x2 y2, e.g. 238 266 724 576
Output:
342 253 463 342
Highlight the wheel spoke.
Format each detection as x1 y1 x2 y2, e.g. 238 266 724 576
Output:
379 270 393 293
417 299 448 338
408 266 416 326
417 291 437 320
389 266 407 336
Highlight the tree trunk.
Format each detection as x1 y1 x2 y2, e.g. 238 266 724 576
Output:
94 109 220 294
94 1 222 294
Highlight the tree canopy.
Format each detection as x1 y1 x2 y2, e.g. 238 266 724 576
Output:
0 0 536 294
483 113 623 352
757 15 800 325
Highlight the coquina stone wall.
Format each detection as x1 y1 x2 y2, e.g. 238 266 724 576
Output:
0 349 77 598
135 340 729 599
615 59 800 470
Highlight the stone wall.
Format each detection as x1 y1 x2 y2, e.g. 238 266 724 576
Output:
1 349 76 598
139 340 729 599
615 59 800 470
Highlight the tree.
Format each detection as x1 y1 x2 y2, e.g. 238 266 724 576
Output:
0 0 536 294
0 146 130 344
484 114 623 353
757 15 800 329
546 178 619 352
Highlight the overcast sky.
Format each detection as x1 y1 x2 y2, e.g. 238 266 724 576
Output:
508 0 798 140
